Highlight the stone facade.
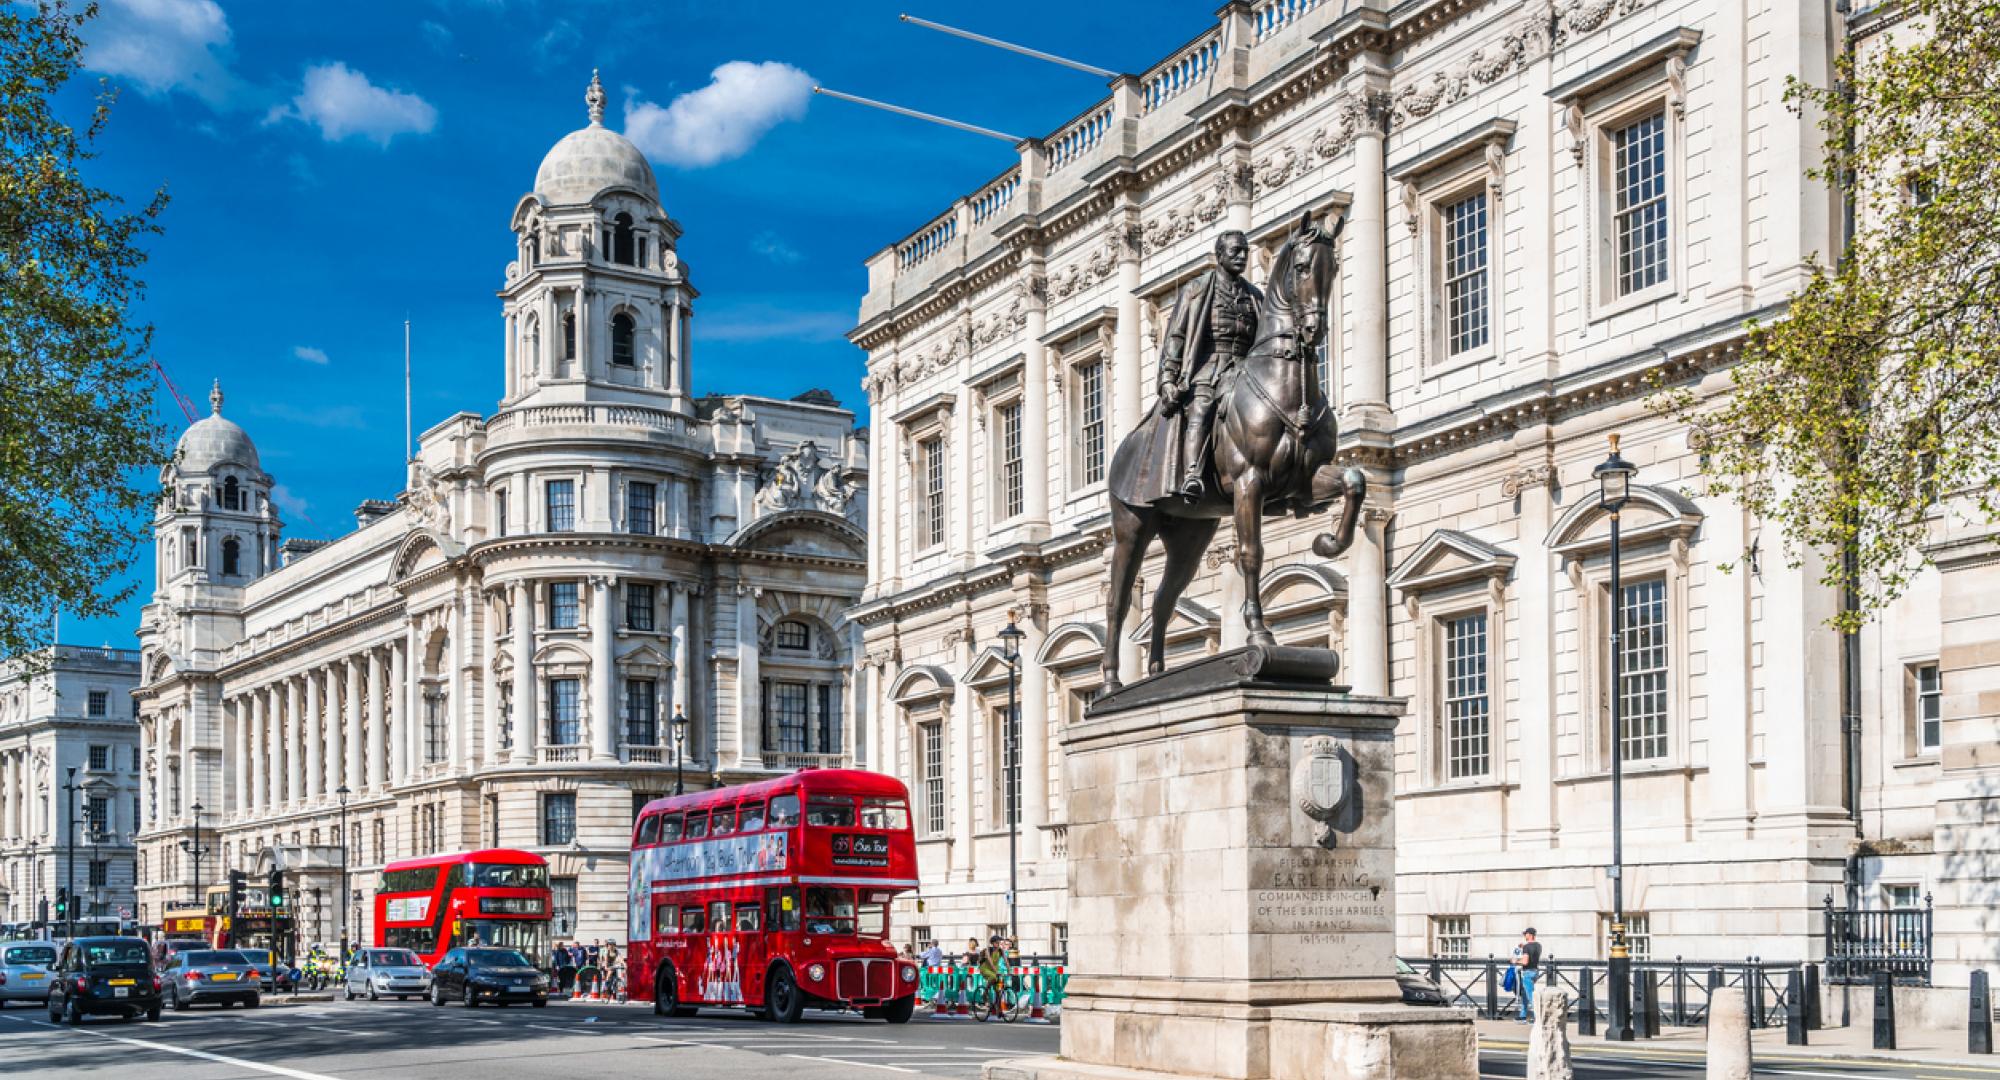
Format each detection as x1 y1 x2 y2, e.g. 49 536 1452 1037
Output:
0 646 143 927
133 78 869 950
851 0 1998 984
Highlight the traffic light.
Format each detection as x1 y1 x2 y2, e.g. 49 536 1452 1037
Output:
54 887 68 919
267 870 285 911
228 870 246 916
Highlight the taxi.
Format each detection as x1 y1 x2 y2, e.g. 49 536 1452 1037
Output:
0 940 58 1005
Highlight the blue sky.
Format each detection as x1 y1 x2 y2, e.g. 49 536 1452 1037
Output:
57 0 1202 649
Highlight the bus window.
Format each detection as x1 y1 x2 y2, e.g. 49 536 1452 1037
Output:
805 797 855 827
766 887 800 932
735 903 761 932
859 898 890 939
684 811 709 839
768 794 801 827
658 813 683 842
711 807 736 836
803 887 856 934
654 903 679 934
739 801 766 831
636 813 662 846
707 901 730 931
682 906 706 933
859 798 910 830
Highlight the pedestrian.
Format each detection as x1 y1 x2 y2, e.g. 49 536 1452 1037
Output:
555 941 577 993
1514 927 1541 1022
920 939 945 969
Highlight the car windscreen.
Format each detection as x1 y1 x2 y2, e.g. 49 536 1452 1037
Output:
370 949 421 967
83 941 150 965
4 946 55 965
464 949 533 968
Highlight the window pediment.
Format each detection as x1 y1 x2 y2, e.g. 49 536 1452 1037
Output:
1034 622 1105 672
1546 484 1703 558
960 646 1020 691
1128 597 1219 644
889 664 955 706
1388 529 1516 596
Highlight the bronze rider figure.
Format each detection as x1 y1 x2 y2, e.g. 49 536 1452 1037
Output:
1159 230 1261 500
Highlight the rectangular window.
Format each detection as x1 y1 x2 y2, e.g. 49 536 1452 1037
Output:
627 482 656 535
998 401 1024 520
1617 579 1670 762
1441 192 1489 355
541 794 576 847
1885 883 1922 911
775 621 809 651
920 436 946 549
769 681 808 754
549 582 579 629
1612 112 1669 296
88 745 108 771
548 678 581 746
1915 663 1942 752
1050 922 1069 957
89 860 108 888
1431 915 1471 959
1076 360 1105 487
919 719 946 837
496 490 508 538
131 746 140 771
423 692 446 764
993 704 1021 826
87 691 108 718
626 679 658 746
550 876 578 937
545 479 576 532
911 924 933 953
626 583 656 631
815 683 837 754
86 795 108 837
1442 613 1491 780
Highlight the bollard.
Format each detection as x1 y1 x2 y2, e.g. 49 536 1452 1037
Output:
1971 970 1993 1055
1487 957 1501 1019
1642 971 1662 1038
1527 988 1574 1080
1577 966 1597 1037
1748 960 1766 1028
1873 971 1897 1051
1673 957 1688 1026
1706 986 1753 1080
1631 970 1648 1038
1803 962 1822 1030
1800 968 1816 1040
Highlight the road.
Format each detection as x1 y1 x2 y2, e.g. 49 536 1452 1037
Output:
3 999 1991 1079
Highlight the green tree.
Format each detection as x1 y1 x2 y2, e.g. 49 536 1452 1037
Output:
1656 0 2000 631
0 1 170 659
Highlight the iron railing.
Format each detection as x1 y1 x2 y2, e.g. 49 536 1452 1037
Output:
1405 955 1812 1029
1824 893 1933 986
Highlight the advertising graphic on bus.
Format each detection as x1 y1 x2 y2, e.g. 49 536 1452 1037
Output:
373 849 553 970
628 769 921 1023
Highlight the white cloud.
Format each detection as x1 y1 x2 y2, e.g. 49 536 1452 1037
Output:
623 61 812 168
751 231 803 265
532 20 579 69
83 0 238 106
268 63 438 146
420 20 455 55
701 309 850 343
270 484 311 518
293 345 329 365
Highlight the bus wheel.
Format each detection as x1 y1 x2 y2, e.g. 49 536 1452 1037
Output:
653 967 677 1017
882 996 915 1024
765 966 804 1024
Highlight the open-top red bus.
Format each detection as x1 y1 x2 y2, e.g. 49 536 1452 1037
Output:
629 769 921 1022
374 849 553 970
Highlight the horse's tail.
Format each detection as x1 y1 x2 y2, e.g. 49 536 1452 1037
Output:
1311 467 1367 558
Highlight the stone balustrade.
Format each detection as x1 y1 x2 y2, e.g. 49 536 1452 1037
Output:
1141 28 1222 113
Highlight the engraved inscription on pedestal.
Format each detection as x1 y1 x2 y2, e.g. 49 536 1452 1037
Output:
1251 847 1395 977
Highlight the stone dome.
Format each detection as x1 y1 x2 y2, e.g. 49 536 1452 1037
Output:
175 381 260 473
533 71 659 206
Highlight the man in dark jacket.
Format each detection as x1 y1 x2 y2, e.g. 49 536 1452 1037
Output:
1156 230 1261 500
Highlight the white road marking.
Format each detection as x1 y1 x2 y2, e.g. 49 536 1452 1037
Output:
783 1053 918 1074
45 1024 350 1080
303 1025 373 1036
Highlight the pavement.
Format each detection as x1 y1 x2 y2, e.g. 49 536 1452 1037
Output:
1476 1016 2000 1079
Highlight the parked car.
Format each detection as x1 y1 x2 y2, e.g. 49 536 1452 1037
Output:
346 948 431 1001
0 941 59 1006
1395 957 1448 1006
234 950 292 993
47 937 162 1024
428 948 549 1008
162 949 263 1010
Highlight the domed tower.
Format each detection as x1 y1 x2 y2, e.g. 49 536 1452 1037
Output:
500 71 693 412
155 380 280 592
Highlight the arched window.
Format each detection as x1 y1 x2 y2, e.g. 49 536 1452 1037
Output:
563 312 577 362
611 313 636 367
612 212 636 265
775 620 810 651
222 477 240 511
221 537 240 576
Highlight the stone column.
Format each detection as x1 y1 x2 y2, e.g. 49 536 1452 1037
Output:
665 297 685 398
590 575 619 762
1344 78 1391 427
450 589 469 771
284 678 303 806
1021 267 1051 530
1344 507 1392 696
1020 622 1049 864
511 583 537 765
232 698 249 813
1700 494 1753 837
250 690 267 811
952 387 974 560
481 591 501 766
669 583 691 731
304 669 323 801
366 649 386 791
2 751 15 840
342 659 361 794
1513 459 1558 847
737 584 761 767
153 710 169 821
952 663 978 880
390 637 409 784
881 416 903 593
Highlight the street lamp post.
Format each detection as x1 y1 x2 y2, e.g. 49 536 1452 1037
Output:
180 802 207 912
24 839 39 928
1595 435 1638 1043
337 785 351 962
62 766 78 939
671 706 690 796
998 610 1026 947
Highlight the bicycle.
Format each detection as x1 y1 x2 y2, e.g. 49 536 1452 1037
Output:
978 978 1025 1023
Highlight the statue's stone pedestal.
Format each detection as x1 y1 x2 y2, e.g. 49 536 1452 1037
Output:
989 648 1475 1080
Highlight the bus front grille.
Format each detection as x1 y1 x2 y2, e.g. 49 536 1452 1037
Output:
836 959 891 1002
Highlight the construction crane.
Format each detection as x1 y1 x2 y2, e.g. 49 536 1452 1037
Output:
150 356 200 423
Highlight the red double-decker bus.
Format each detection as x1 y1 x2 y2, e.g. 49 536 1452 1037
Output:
373 849 553 970
628 769 921 1023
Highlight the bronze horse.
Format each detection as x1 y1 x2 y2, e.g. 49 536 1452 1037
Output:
1101 212 1366 695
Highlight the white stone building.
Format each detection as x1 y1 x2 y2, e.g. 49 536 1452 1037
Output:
0 645 144 927
849 0 1999 983
134 77 869 948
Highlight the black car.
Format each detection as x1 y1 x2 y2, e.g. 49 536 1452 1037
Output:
1395 957 1448 1006
428 948 549 1008
47 937 162 1024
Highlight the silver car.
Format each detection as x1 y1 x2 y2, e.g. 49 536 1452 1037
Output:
0 941 59 1006
163 949 263 1010
345 948 431 1001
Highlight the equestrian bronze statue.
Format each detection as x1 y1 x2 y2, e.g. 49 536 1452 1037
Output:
1101 211 1366 696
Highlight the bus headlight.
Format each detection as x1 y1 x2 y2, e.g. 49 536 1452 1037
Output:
901 966 916 984
806 964 826 983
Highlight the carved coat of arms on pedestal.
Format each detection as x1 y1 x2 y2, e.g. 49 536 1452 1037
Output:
1293 735 1350 849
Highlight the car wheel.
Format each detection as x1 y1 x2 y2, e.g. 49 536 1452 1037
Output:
765 966 804 1024
531 999 546 1008
65 998 83 1026
171 986 188 1012
247 995 260 1009
344 984 355 1001
430 983 445 1007
145 1005 161 1022
463 985 477 1008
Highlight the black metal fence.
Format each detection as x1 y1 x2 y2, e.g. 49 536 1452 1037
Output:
1403 956 1811 1029
1825 893 1933 986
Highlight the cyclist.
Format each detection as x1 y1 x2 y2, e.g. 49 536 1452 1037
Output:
976 935 1011 1020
